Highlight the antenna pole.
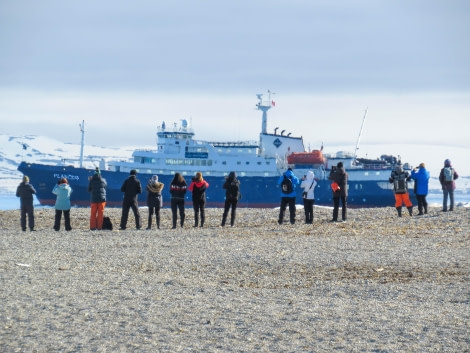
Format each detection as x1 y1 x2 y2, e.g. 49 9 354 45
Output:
353 108 368 161
256 90 274 134
79 120 85 168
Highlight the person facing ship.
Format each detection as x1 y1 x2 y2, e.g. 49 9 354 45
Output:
88 167 107 230
221 171 241 227
169 173 187 229
146 175 164 230
439 159 459 212
389 162 413 217
328 162 348 222
16 175 37 231
52 177 73 231
189 172 210 227
277 168 300 225
119 169 142 230
300 170 317 224
410 163 430 215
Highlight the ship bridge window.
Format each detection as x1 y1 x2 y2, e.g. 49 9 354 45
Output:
222 161 226 165
246 161 250 165
237 161 241 165
257 162 261 165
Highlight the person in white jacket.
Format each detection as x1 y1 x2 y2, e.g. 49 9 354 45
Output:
300 170 317 224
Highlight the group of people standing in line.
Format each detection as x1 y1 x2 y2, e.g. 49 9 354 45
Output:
16 168 241 231
16 159 459 231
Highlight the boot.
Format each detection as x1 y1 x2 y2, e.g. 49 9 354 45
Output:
156 214 160 229
396 207 402 217
407 207 413 216
147 215 152 230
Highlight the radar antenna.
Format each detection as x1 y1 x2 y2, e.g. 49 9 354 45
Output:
256 90 275 134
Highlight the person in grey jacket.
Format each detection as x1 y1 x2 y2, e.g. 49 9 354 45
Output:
52 177 73 231
88 168 107 230
119 169 142 230
16 175 37 231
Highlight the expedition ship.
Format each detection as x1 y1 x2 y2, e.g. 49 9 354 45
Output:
18 93 409 208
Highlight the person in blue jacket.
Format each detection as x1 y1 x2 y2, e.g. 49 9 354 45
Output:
277 168 300 224
411 162 430 215
52 177 73 231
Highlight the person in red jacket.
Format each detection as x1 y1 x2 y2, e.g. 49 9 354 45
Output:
188 172 210 227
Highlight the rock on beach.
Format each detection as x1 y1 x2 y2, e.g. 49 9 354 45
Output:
1 206 469 352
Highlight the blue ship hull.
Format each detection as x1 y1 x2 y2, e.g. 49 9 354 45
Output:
18 162 409 208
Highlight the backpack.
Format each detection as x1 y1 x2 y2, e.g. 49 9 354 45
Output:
444 167 454 182
102 216 113 230
281 175 293 193
228 182 239 200
392 172 408 193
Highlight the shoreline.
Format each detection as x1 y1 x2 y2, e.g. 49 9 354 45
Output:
1 207 469 352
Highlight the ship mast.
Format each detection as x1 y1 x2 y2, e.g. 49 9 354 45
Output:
353 108 368 162
256 90 275 134
79 120 85 168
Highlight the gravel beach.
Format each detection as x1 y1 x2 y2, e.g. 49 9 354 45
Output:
1 206 469 352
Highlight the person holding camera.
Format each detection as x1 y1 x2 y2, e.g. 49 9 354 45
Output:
300 171 317 224
410 163 430 215
52 177 73 231
328 162 348 222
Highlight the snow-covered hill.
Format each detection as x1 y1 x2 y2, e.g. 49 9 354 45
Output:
0 134 152 194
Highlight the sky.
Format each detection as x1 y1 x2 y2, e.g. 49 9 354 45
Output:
1 0 469 174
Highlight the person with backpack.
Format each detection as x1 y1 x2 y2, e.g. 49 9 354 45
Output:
389 163 413 217
328 162 349 222
439 159 459 212
88 167 107 230
300 170 317 224
16 175 37 231
411 163 430 215
146 175 164 230
221 171 241 227
169 173 187 229
277 168 300 225
119 169 142 230
52 177 73 231
189 172 210 227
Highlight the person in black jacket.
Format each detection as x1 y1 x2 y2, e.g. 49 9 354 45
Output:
88 168 107 230
221 171 240 227
16 175 37 231
119 169 142 230
169 173 187 229
328 162 348 222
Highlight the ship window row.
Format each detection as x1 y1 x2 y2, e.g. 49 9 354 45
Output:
166 158 213 166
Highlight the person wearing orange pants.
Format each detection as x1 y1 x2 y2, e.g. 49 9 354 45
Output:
389 163 413 217
90 201 106 230
88 168 107 230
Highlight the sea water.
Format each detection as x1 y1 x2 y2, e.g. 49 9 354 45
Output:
2 191 469 210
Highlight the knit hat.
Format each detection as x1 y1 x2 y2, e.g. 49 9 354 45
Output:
95 167 101 175
130 169 137 176
444 159 451 167
23 175 29 183
419 163 425 168
152 175 158 182
337 162 343 168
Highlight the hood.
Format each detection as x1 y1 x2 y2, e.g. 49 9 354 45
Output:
305 171 314 181
284 169 295 178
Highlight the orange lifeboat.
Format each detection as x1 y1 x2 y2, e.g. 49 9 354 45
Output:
287 150 326 165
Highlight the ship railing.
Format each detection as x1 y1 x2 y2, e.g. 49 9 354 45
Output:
209 140 259 148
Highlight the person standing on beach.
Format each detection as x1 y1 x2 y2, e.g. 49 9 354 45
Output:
300 170 317 224
278 168 300 225
189 172 209 227
16 175 37 231
389 163 413 217
439 159 459 212
87 167 107 230
52 177 73 231
328 162 348 222
119 169 142 230
169 173 187 229
411 163 430 215
221 171 241 227
146 175 164 230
